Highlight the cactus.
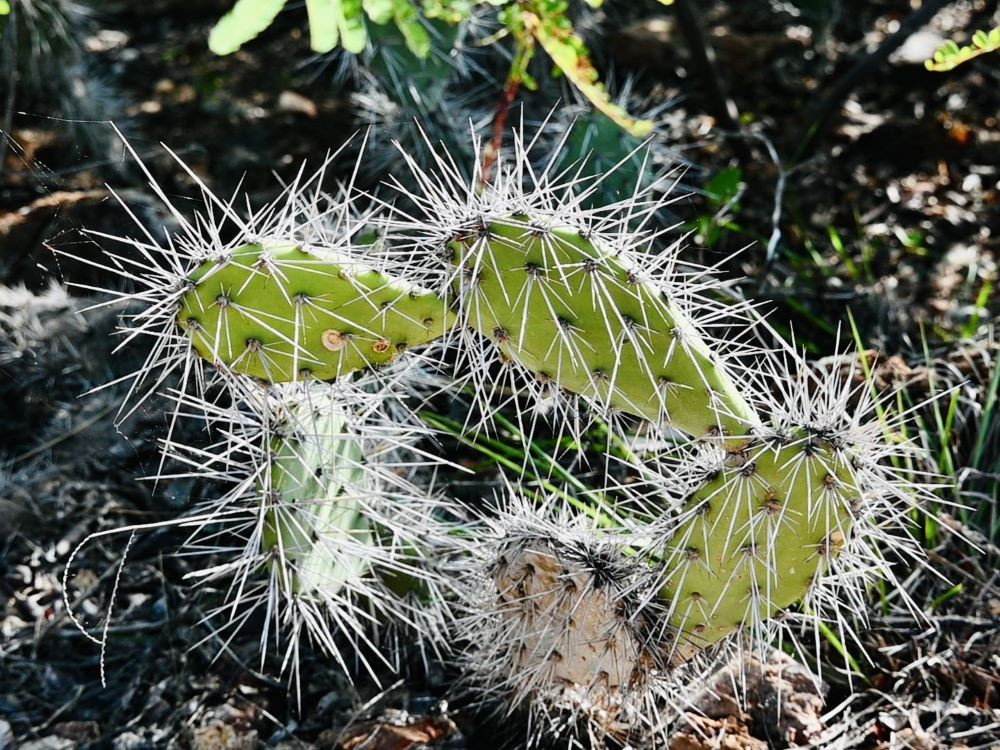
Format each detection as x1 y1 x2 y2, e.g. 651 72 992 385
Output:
177 213 755 439
166 371 457 679
447 218 754 438
450 496 673 747
68 139 463 680
179 240 454 382
621 347 929 664
386 127 762 440
654 437 856 655
66 134 459 431
75 127 938 745
386 130 929 676
261 390 373 600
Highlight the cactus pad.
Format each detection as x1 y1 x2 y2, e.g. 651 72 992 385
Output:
661 434 857 650
450 220 754 437
178 242 454 382
261 399 371 598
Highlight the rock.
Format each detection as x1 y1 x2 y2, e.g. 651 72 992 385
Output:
112 731 157 750
669 716 767 750
683 649 827 748
190 722 258 750
53 721 101 743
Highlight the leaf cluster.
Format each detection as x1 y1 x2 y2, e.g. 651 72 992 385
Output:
209 0 482 57
207 0 658 137
925 26 1000 72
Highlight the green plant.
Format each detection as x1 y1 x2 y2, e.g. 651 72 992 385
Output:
925 26 1000 71
179 241 454 382
208 0 654 137
690 166 743 248
209 0 454 56
73 123 937 744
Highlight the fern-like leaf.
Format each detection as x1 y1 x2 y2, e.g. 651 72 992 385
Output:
925 26 1000 71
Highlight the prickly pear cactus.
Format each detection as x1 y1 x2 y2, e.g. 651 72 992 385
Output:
660 437 856 653
178 241 455 382
625 351 921 664
450 219 755 437
262 397 372 599
453 499 670 746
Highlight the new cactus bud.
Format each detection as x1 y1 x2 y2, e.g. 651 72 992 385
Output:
179 241 454 382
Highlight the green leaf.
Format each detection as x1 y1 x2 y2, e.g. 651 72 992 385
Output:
363 0 394 24
704 167 743 205
305 0 340 53
522 8 653 137
337 0 368 54
394 0 431 58
0 1 10 16
209 0 288 55
925 26 1000 71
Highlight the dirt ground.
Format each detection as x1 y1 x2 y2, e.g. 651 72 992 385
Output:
2 1 1000 748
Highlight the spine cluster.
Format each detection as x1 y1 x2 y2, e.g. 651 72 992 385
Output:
72 126 932 745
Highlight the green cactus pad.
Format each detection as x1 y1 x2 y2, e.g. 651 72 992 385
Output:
262 402 371 597
178 242 455 382
450 220 754 437
662 434 857 650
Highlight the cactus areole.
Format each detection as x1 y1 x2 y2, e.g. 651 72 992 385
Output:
449 219 756 438
177 242 454 382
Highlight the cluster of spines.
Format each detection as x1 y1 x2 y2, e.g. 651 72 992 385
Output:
162 369 456 683
448 497 674 747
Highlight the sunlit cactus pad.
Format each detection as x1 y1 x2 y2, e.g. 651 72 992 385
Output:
451 219 752 437
178 242 454 381
662 434 857 649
